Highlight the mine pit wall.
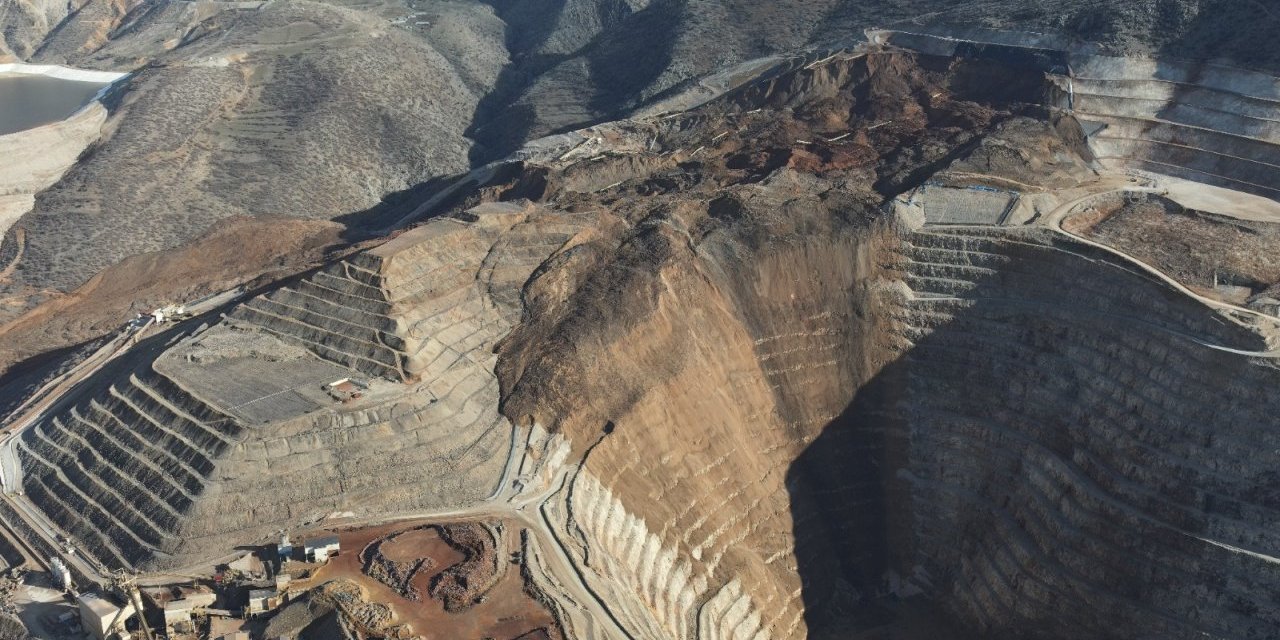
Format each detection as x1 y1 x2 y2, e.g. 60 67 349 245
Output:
520 213 1280 639
500 208 909 639
168 397 510 566
11 202 599 572
873 29 1280 200
163 210 590 567
1067 56 1280 198
892 227 1280 639
15 365 243 570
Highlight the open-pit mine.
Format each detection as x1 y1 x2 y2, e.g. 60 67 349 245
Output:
2 7 1280 640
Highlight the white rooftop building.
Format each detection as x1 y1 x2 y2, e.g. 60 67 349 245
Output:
304 535 340 563
77 592 135 640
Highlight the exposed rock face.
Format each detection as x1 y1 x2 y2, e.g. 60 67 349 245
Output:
488 48 1280 639
5 0 1280 389
15 200 601 570
0 215 345 386
9 33 1280 640
495 178 901 639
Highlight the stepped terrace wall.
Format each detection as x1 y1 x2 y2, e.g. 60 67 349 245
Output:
17 365 240 569
1066 57 1280 198
15 201 606 571
873 29 1280 201
787 226 1280 639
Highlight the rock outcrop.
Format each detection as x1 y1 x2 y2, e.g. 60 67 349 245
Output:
16 200 601 570
9 32 1280 640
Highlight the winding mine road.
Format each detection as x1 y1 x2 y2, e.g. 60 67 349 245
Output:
0 280 632 635
1040 183 1280 356
0 287 246 588
145 423 632 638
0 320 153 586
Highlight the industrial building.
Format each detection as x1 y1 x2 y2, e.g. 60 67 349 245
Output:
303 535 340 563
77 592 135 640
142 584 217 635
246 588 279 616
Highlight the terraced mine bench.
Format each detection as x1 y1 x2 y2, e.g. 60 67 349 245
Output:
10 201 595 573
872 27 1280 201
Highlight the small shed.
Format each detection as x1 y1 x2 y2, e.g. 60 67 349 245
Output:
324 378 367 403
304 535 341 563
246 588 279 616
78 593 135 640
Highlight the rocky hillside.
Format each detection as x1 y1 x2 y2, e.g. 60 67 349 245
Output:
4 4 1280 639
9 35 1280 638
3 0 1280 378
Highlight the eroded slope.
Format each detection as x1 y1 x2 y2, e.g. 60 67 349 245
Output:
7 39 1280 640
14 198 603 570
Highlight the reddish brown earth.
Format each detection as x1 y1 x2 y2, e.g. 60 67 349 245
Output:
0 215 346 394
379 528 461 566
304 520 561 640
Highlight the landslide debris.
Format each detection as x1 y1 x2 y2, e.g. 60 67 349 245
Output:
4 0 1280 401
492 49 1068 429
265 579 418 640
426 523 503 613
1067 193 1280 305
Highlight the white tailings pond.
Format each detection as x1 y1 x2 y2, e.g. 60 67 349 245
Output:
0 64 124 135
0 76 105 135
0 64 128 241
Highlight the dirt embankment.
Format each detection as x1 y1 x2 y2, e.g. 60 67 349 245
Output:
361 526 459 602
1066 193 1280 304
361 521 508 613
0 215 345 397
304 520 561 640
425 523 503 613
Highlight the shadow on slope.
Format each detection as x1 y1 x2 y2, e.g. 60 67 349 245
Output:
787 228 1280 639
466 0 573 164
583 0 685 115
1155 0 1280 71
466 0 684 164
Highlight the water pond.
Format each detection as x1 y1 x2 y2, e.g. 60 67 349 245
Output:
0 74 110 136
